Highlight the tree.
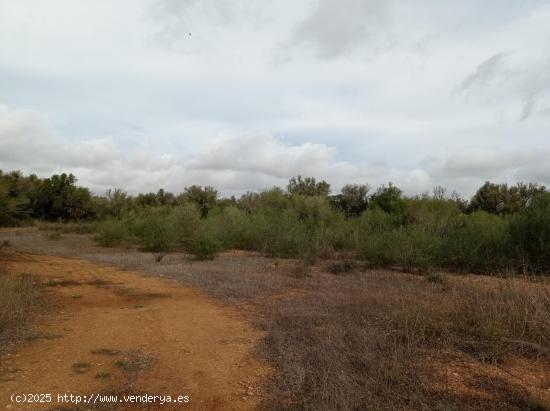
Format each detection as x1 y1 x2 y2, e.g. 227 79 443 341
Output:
331 184 369 217
104 188 132 218
30 173 94 220
0 177 29 226
287 176 330 197
469 181 546 215
183 185 218 218
509 192 550 272
369 183 404 214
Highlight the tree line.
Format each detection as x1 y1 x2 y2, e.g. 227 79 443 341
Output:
2 169 550 274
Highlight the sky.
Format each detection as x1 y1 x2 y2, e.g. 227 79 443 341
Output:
0 0 549 197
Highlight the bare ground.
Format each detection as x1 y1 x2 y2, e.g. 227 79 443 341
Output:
0 246 268 410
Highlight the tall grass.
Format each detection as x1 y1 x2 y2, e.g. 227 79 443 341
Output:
259 273 550 410
0 271 43 343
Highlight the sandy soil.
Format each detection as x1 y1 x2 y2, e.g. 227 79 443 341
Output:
0 250 269 410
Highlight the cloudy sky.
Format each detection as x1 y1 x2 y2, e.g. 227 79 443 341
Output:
0 0 549 197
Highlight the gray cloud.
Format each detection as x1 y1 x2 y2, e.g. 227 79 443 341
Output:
460 53 507 91
287 0 391 59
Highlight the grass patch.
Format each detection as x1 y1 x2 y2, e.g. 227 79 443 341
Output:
327 259 356 275
424 271 447 284
0 270 44 345
114 351 153 373
257 271 550 410
94 372 112 380
72 362 91 374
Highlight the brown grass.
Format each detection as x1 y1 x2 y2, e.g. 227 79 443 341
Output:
0 267 44 347
3 228 550 410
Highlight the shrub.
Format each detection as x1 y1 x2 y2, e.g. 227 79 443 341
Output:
441 211 510 273
403 198 462 235
94 219 128 247
138 212 177 254
357 226 441 270
187 234 221 260
207 206 255 250
369 183 404 215
171 203 201 247
508 193 550 273
255 209 311 258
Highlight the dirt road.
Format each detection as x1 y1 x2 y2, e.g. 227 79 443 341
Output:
0 250 269 410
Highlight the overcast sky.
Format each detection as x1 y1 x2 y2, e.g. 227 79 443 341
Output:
0 0 549 197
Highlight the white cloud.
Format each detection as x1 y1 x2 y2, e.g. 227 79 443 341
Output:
0 104 440 196
0 1 549 198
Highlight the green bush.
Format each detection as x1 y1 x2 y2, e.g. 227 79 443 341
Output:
403 198 461 235
171 203 201 247
509 193 550 273
441 211 510 273
137 211 177 253
357 226 441 270
94 219 129 247
207 206 255 250
187 233 221 260
255 209 311 258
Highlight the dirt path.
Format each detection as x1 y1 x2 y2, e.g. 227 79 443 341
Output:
0 250 269 410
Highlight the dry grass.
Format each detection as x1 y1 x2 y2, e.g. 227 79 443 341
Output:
3 228 550 410
0 267 44 347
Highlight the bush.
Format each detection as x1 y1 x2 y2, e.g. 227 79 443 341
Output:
509 193 550 273
207 206 256 250
94 219 129 247
441 211 510 273
255 209 311 258
403 198 461 235
137 212 177 254
187 233 221 260
171 204 201 247
357 226 441 270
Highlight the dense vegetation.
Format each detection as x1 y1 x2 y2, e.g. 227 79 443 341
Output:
2 169 550 274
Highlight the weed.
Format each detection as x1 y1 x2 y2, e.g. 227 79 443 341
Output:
72 362 91 374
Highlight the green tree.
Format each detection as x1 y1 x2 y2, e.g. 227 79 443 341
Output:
31 173 94 220
287 175 330 197
369 183 404 214
332 184 369 217
0 177 29 226
469 181 545 215
183 185 218 218
509 192 550 272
